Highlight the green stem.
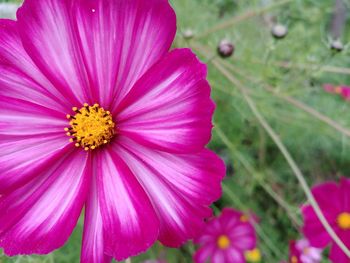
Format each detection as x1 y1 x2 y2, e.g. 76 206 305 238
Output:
195 0 293 39
213 59 350 258
240 58 350 75
223 61 350 138
222 183 284 260
215 124 302 227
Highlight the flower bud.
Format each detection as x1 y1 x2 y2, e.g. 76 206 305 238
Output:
182 29 194 40
330 39 344 52
217 39 234 58
271 24 288 39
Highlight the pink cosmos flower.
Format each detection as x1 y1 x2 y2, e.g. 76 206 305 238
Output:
0 0 225 262
323 84 350 101
194 208 257 263
302 178 350 263
340 87 350 101
245 248 262 262
288 239 322 263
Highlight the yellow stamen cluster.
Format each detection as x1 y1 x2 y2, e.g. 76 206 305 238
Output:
217 235 230 250
245 248 262 262
291 255 298 263
303 247 310 255
335 86 342 94
337 212 350 230
240 214 249 222
65 103 115 151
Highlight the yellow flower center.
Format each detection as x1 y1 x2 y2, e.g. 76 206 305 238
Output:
291 255 298 263
303 247 310 254
240 214 249 222
217 235 230 250
245 248 262 262
65 103 115 151
337 212 350 230
335 86 342 94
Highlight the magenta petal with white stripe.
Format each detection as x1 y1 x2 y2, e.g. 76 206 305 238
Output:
0 134 70 194
0 151 89 255
17 0 91 106
0 0 225 261
114 137 224 247
73 0 176 108
95 149 159 260
0 97 70 193
81 173 111 263
0 20 71 112
117 49 214 153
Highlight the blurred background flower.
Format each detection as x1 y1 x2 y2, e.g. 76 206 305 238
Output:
302 178 350 263
288 239 322 263
194 208 257 263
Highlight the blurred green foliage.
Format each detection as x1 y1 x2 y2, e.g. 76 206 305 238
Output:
0 0 349 262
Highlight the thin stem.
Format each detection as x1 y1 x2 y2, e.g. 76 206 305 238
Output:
215 124 302 227
195 0 293 39
213 59 350 258
223 60 350 138
222 183 285 260
194 42 350 138
330 0 347 39
243 59 350 75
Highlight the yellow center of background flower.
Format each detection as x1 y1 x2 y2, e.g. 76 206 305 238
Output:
65 103 115 151
303 247 310 254
217 235 230 250
337 212 350 230
240 214 249 222
291 255 298 263
335 86 342 94
245 248 261 262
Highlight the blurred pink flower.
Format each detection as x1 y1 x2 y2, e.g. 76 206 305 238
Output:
340 87 350 101
0 0 225 262
194 208 257 263
302 178 350 263
288 239 322 263
245 247 262 262
323 84 350 101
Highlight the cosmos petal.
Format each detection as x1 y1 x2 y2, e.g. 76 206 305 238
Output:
224 248 245 263
0 95 70 193
228 223 256 251
301 205 334 248
0 150 89 255
17 0 91 105
211 250 225 263
81 172 112 263
117 49 214 154
194 245 216 263
312 182 342 215
0 19 71 112
302 182 341 248
0 96 66 136
16 0 176 108
329 242 350 263
73 0 176 108
340 177 350 211
0 134 71 194
113 137 225 247
95 149 159 261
